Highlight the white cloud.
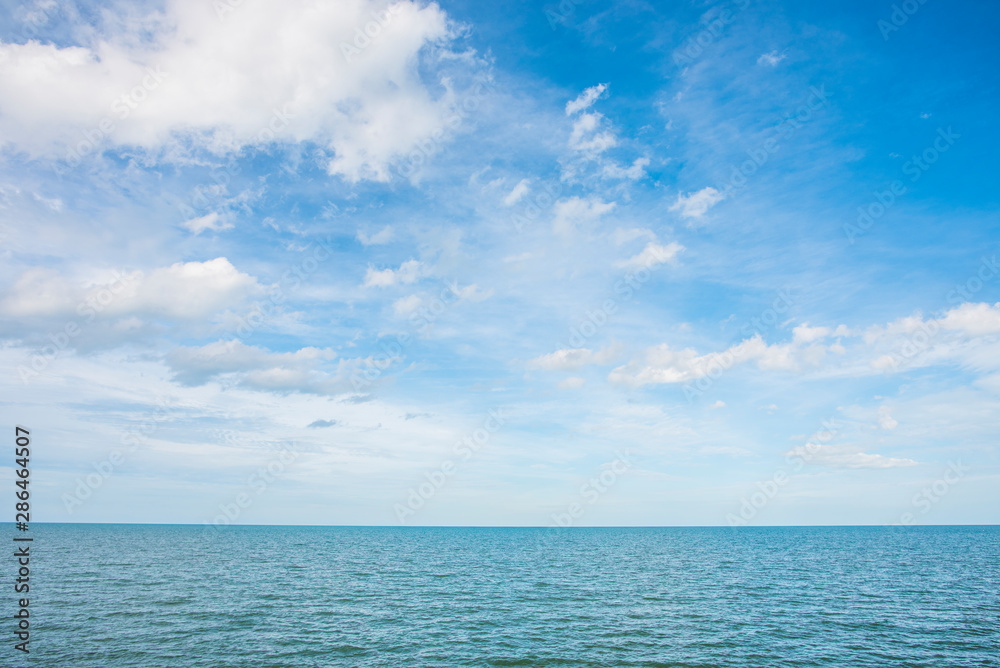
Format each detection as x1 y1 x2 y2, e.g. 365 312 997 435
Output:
392 282 490 318
757 51 786 66
557 377 586 389
0 0 476 182
568 113 617 153
136 258 264 318
565 83 607 115
0 258 262 321
166 339 332 381
448 282 493 302
363 259 422 288
793 323 831 343
182 211 233 235
878 406 898 430
858 302 1000 373
669 187 724 219
870 354 898 372
502 179 531 206
392 294 423 317
863 312 938 345
357 226 394 246
609 339 744 386
33 193 63 211
605 301 1000 389
552 196 615 236
709 400 726 409
527 344 621 371
939 302 1000 336
784 443 916 469
615 241 684 270
165 339 363 394
608 336 825 387
0 268 78 317
602 156 649 180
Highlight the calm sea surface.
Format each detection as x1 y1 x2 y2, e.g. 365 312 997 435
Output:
22 525 1000 667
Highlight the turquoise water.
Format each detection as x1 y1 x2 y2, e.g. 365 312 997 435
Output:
23 525 1000 667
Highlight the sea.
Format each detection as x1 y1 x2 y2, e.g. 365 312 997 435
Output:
19 524 1000 667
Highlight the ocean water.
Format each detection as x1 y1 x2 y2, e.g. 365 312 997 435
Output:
22 524 1000 667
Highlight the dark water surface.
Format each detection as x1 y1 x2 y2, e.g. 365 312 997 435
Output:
24 524 1000 667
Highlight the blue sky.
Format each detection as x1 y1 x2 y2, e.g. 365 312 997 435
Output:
1 0 998 526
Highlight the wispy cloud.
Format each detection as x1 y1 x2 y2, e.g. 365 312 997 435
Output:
757 50 787 66
566 83 608 115
669 187 724 219
363 260 423 288
503 179 531 206
527 344 622 371
357 226 394 246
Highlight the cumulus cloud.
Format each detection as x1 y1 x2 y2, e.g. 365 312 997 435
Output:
133 258 265 318
0 0 479 182
565 83 607 115
363 259 422 288
0 257 263 321
938 302 1000 336
669 187 724 219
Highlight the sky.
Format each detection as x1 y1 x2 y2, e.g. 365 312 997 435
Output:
0 0 998 527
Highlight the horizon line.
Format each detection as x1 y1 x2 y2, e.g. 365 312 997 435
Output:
8 522 999 528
